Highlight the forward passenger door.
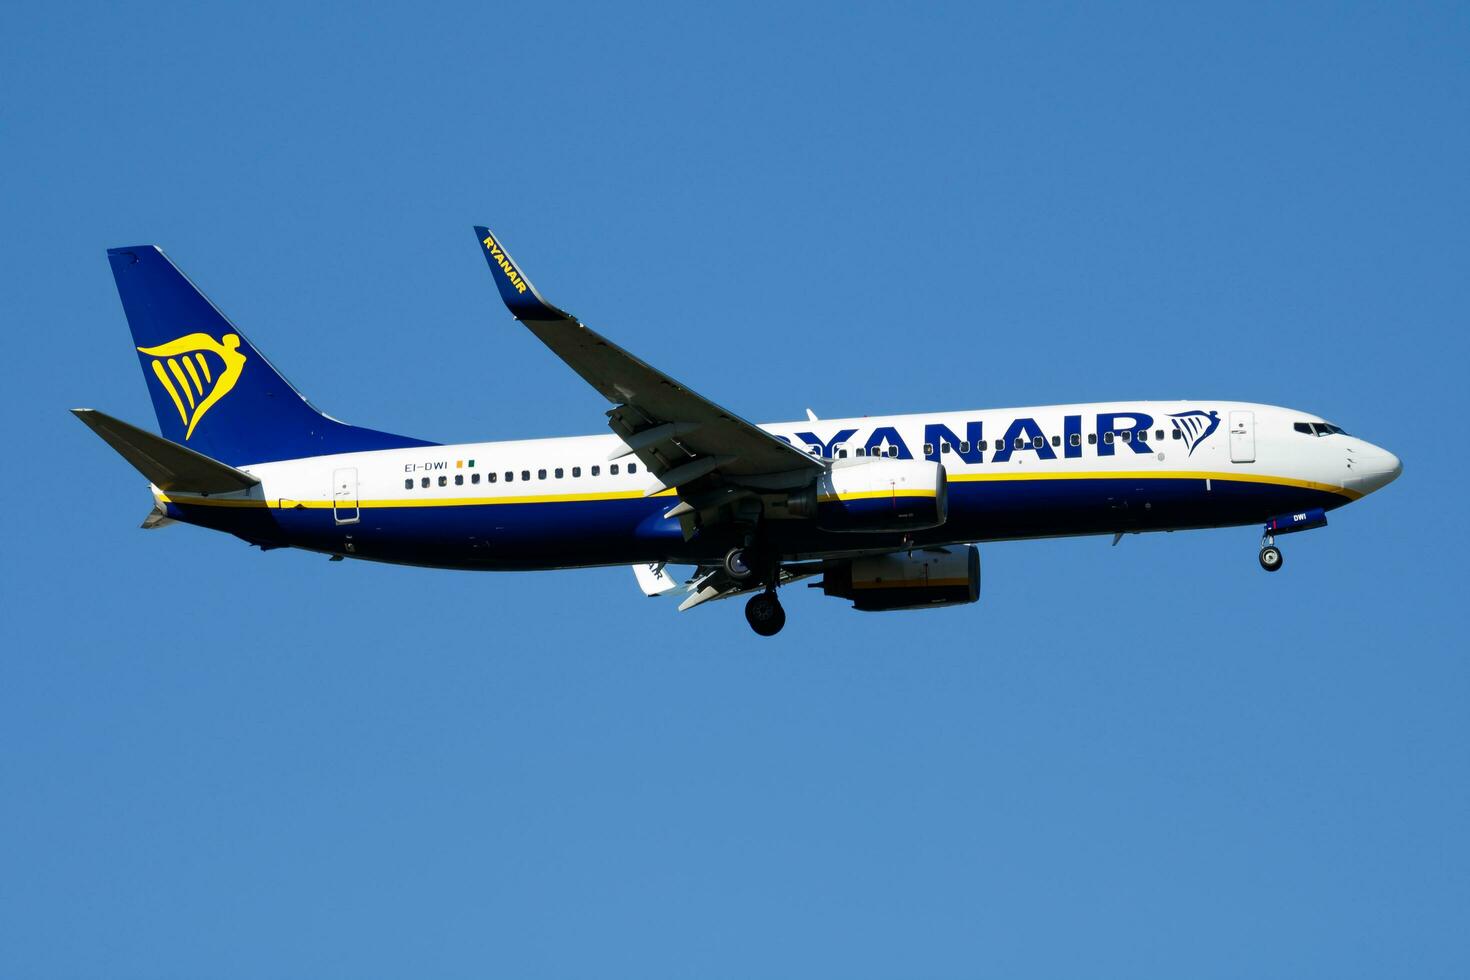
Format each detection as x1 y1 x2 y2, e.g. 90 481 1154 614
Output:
1229 411 1256 463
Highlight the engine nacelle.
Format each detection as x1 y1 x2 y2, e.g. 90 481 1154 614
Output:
819 545 980 611
809 458 947 532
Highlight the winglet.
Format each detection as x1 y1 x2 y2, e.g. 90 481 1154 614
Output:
472 226 570 321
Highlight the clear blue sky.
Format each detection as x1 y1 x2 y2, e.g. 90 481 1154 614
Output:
3 2 1466 977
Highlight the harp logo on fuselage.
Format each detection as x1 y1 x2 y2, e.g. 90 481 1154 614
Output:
136 332 248 440
1168 410 1221 456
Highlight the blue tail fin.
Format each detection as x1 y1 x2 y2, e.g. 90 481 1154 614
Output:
108 246 436 465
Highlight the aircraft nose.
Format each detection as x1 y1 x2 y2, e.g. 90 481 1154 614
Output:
1352 443 1403 494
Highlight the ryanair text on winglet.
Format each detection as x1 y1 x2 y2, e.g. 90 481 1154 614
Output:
482 233 528 294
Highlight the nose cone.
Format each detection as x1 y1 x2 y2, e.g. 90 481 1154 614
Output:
1353 443 1403 494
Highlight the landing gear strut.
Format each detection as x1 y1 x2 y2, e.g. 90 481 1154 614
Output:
734 522 784 635
745 590 786 637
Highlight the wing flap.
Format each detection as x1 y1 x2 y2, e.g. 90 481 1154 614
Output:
676 561 824 611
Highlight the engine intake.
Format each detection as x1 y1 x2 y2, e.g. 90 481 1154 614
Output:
819 545 980 611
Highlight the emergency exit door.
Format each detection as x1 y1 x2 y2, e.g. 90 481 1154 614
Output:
1229 411 1256 463
332 467 359 524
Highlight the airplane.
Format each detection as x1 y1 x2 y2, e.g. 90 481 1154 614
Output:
76 228 1403 636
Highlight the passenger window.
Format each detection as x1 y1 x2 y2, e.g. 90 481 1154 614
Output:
628 463 637 473
555 467 564 478
1172 429 1182 440
1069 433 1080 447
838 449 848 458
455 474 464 485
572 467 581 477
923 443 934 455
1155 430 1164 441
1088 433 1097 445
404 478 413 490
522 470 530 481
1137 431 1147 442
1104 432 1114 444
1121 431 1132 443
1032 436 1044 449
472 473 480 484
960 441 970 453
538 469 547 480
504 472 513 482
591 465 600 476
438 476 447 487
1051 435 1060 447
857 447 867 457
488 472 497 483
978 440 988 451
940 443 950 454
610 464 619 475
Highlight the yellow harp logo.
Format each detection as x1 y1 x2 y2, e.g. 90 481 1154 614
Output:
136 333 248 440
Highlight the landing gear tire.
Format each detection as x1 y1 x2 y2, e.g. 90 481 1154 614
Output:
1259 545 1283 572
724 546 755 580
745 592 786 637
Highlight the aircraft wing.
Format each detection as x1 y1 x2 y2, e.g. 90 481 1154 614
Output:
473 227 822 492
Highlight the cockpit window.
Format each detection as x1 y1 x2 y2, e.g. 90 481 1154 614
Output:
1295 421 1349 437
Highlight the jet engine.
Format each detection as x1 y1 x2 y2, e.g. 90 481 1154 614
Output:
818 545 980 611
791 458 947 532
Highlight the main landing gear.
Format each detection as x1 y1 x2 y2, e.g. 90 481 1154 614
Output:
745 590 786 637
727 542 786 636
1259 540 1284 572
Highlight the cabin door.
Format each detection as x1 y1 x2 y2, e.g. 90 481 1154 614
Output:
332 467 360 525
1229 411 1256 463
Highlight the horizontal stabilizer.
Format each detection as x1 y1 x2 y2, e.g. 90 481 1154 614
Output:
72 408 260 493
140 504 175 529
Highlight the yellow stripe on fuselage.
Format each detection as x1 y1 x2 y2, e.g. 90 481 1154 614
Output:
156 488 668 509
155 469 1358 510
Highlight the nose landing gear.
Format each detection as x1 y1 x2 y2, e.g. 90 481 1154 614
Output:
1258 511 1328 570
1259 538 1283 572
1256 508 1329 572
